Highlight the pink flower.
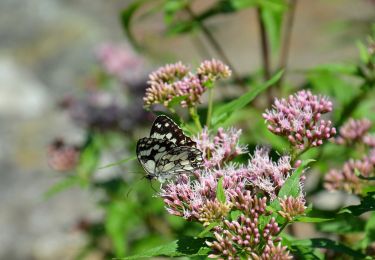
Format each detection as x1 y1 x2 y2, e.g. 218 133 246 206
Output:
324 150 375 194
197 59 232 85
144 60 231 109
278 196 306 221
194 127 248 168
244 147 293 199
47 138 80 172
335 118 372 145
263 90 336 150
96 43 143 82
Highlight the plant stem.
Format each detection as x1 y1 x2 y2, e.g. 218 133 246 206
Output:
276 0 298 89
206 87 214 128
256 7 273 104
185 5 245 88
189 106 202 131
291 144 310 165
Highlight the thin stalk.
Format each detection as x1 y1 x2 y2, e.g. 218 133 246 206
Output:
189 106 202 131
256 7 273 104
291 144 310 165
206 87 214 128
276 0 298 89
185 5 245 88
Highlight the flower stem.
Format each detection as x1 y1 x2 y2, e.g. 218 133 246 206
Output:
276 0 298 90
189 106 202 131
185 5 245 88
206 87 214 128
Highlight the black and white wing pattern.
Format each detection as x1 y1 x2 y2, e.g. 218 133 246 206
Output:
136 115 203 182
150 115 196 146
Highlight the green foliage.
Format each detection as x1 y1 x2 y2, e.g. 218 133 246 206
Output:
339 192 375 216
211 70 283 127
216 177 226 203
290 238 367 259
120 237 210 259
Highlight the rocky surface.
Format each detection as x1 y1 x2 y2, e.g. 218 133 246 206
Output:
0 0 373 259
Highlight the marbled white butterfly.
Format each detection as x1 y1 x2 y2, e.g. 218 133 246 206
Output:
136 115 203 182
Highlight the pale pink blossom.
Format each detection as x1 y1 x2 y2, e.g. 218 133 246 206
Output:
263 90 336 149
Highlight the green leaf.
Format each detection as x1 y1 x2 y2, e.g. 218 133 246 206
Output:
261 6 284 53
282 234 324 260
294 216 333 223
357 40 370 64
216 177 226 203
339 192 375 216
121 0 149 50
197 222 219 238
105 200 139 257
120 237 210 259
278 159 315 198
43 176 79 199
316 213 365 234
98 156 137 170
290 238 366 259
168 95 189 108
362 212 375 249
76 134 101 182
230 210 242 221
212 70 283 127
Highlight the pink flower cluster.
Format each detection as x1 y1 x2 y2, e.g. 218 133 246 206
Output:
193 127 248 168
207 191 291 259
335 118 372 145
96 43 143 82
263 90 336 149
324 150 375 194
47 138 80 172
144 59 231 108
159 145 306 258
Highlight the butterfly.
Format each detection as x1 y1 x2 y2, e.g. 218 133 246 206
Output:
136 115 203 182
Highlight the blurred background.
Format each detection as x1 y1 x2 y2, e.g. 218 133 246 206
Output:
0 0 374 259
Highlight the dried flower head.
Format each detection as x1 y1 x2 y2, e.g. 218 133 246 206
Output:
324 150 375 195
144 60 231 109
47 138 80 172
278 196 306 221
335 118 372 145
263 90 336 150
194 127 248 168
197 59 232 84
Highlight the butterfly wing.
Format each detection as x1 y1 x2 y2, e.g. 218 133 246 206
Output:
136 137 177 176
150 115 196 146
155 146 203 181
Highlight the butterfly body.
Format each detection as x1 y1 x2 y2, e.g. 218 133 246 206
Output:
136 115 203 182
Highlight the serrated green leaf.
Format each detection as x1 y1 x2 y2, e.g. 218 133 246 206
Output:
216 177 226 203
120 237 209 259
212 70 283 127
278 159 315 198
